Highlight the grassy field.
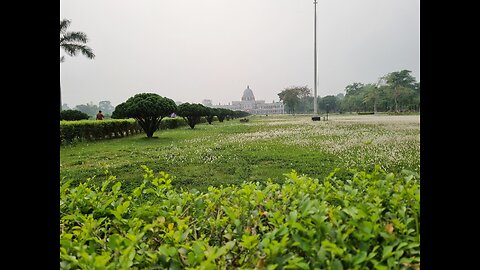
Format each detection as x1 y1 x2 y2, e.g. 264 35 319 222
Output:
60 114 420 192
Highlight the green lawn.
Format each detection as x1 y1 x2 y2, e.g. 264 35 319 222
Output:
60 114 420 192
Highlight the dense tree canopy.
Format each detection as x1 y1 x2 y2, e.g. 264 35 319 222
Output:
278 86 311 114
177 103 208 129
205 107 216 125
215 108 231 122
99 101 115 115
111 102 128 119
74 102 99 117
345 82 364 96
383 70 417 112
112 93 177 138
318 95 338 113
336 71 419 113
277 70 419 114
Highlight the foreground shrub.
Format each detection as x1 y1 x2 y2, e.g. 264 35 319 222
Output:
60 166 420 269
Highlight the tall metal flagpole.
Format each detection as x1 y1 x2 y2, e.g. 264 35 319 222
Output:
312 0 319 120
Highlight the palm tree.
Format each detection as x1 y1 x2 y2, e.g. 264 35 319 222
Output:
60 19 95 111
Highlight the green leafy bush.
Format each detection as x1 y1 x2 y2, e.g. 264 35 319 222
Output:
112 93 177 138
60 109 90 121
60 166 420 269
177 103 208 129
158 117 188 130
60 119 142 144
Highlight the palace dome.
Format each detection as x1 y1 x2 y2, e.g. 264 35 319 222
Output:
241 85 255 101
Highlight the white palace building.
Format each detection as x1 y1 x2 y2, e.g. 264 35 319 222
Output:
203 85 285 115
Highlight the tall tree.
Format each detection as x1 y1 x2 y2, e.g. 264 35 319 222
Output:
413 82 420 111
383 70 416 112
344 82 364 96
74 102 99 117
99 100 115 115
60 19 95 111
277 86 311 115
362 84 380 113
318 95 338 113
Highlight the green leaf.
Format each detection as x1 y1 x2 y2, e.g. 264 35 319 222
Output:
132 187 142 197
223 206 237 222
168 247 178 257
241 234 259 250
299 199 315 217
374 264 388 270
112 182 122 193
292 233 310 252
93 253 111 267
352 251 367 265
321 240 344 256
108 234 123 250
395 242 408 251
332 259 344 270
381 246 394 260
192 242 205 260
407 242 420 249
159 245 172 258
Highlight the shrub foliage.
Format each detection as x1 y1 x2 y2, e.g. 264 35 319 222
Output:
177 103 208 129
60 166 420 269
60 119 143 144
112 93 177 138
60 109 90 121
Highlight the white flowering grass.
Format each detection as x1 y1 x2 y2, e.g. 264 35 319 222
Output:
60 114 420 190
220 114 420 172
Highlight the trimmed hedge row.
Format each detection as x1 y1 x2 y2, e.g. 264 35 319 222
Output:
158 116 218 130
61 116 221 144
60 119 143 144
158 117 188 130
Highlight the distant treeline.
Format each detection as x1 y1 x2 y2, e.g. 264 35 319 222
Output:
279 69 420 114
62 100 115 119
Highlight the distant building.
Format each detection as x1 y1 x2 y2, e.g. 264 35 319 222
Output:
202 99 213 106
211 85 285 115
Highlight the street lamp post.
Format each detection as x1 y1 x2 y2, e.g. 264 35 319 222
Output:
312 0 320 121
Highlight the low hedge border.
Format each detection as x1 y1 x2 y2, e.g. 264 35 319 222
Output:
60 119 143 144
61 117 220 144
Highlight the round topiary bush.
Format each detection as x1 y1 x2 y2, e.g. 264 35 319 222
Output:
60 109 90 121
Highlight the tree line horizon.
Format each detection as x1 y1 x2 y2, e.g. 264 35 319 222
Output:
278 69 419 115
65 68 419 118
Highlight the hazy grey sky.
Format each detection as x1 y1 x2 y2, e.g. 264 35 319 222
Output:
60 0 419 108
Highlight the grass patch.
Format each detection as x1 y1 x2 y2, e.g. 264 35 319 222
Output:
60 114 420 192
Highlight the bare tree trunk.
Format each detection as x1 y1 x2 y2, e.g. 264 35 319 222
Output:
394 87 399 113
